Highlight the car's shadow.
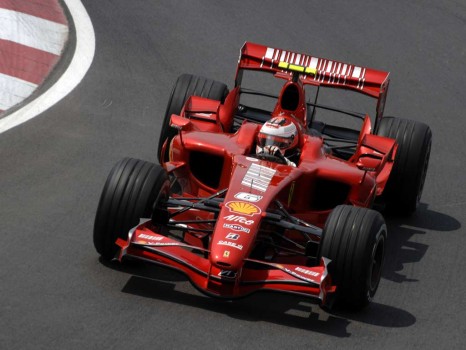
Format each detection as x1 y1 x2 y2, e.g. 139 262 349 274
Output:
118 272 416 337
382 203 460 283
100 202 460 337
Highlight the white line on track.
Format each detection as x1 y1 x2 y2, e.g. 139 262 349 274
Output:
0 0 96 134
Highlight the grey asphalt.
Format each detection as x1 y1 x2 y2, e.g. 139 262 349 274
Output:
1 0 465 349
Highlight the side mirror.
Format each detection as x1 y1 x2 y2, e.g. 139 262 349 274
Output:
170 114 192 131
356 154 382 172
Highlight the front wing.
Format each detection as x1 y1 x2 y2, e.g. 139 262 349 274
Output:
116 220 336 304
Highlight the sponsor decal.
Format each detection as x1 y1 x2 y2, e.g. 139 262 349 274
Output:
295 267 320 277
218 270 237 279
263 47 367 89
223 250 230 258
266 117 286 127
225 233 240 240
223 223 250 233
273 262 320 283
223 215 254 225
147 242 180 246
225 201 261 216
218 240 243 251
282 267 316 284
241 163 276 192
245 157 259 162
138 234 164 241
234 192 263 202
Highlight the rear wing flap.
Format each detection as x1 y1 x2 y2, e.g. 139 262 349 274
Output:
236 42 390 99
236 42 390 123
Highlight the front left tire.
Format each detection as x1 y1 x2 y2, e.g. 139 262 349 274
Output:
93 158 169 260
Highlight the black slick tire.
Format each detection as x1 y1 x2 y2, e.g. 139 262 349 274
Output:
157 74 228 162
93 158 169 260
376 116 432 214
319 205 387 310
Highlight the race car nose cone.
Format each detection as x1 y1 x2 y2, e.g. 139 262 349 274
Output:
210 248 244 271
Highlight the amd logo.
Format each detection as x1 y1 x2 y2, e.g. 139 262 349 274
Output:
218 270 237 279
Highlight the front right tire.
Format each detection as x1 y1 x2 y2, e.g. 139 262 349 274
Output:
319 205 387 310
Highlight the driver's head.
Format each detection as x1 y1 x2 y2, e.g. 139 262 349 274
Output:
256 117 298 157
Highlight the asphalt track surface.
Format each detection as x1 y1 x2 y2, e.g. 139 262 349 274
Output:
1 1 465 349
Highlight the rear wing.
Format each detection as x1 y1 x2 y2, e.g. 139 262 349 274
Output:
236 42 390 121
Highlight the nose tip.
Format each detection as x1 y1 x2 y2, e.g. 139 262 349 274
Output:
211 253 242 270
215 261 232 268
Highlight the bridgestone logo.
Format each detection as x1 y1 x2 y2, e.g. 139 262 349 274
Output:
138 234 163 241
295 267 320 277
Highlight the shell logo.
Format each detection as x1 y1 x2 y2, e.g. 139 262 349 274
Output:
225 201 261 216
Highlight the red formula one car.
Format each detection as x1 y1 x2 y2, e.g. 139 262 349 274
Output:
93 42 431 310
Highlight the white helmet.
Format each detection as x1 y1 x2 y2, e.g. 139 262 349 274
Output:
256 117 299 157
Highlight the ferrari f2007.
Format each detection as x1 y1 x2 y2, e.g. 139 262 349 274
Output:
93 42 431 310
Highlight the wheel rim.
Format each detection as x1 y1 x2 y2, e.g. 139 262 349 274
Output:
369 234 385 292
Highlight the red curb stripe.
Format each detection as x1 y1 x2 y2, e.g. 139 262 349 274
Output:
0 0 67 25
0 39 59 85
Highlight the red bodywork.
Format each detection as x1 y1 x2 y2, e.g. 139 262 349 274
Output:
117 42 397 306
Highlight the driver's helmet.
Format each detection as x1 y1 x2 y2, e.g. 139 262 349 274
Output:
256 117 298 157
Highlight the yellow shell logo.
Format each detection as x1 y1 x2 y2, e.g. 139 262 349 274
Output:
225 201 261 216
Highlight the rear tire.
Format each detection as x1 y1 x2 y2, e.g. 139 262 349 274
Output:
93 158 169 260
376 117 432 214
157 74 228 162
320 205 387 310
